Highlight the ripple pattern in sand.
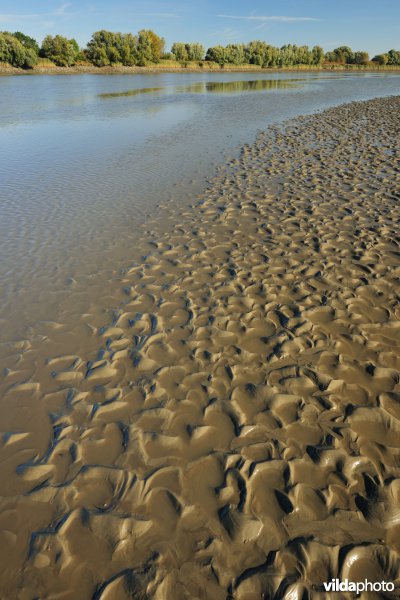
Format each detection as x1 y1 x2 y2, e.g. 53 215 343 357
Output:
1 96 400 599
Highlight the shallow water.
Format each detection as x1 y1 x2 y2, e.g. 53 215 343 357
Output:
0 71 399 344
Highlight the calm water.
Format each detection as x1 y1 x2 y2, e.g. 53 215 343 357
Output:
1 71 399 344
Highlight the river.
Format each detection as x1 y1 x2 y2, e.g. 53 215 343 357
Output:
0 71 399 348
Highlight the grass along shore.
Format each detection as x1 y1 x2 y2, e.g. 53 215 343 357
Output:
2 58 400 75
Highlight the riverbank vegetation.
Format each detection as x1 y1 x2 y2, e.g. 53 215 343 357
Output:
1 29 399 71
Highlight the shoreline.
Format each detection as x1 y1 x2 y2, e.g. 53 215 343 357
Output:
1 96 399 598
1 62 400 76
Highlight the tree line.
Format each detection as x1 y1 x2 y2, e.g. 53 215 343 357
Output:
0 29 165 68
204 43 325 67
1 29 399 69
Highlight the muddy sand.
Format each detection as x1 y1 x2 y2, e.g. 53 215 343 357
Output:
0 96 399 599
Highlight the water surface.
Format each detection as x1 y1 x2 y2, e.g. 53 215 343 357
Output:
0 71 399 345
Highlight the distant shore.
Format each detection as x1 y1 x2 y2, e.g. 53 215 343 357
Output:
2 60 400 76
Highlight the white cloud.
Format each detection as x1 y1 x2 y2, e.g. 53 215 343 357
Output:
217 14 319 23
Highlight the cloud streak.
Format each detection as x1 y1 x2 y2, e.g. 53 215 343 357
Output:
53 3 72 16
0 3 73 24
209 26 241 40
0 13 40 22
141 13 179 19
217 14 319 23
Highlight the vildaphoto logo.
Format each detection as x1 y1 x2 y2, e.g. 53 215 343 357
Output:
323 579 395 594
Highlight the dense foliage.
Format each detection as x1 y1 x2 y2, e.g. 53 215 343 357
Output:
0 31 38 68
13 31 40 55
87 30 134 66
372 49 400 66
40 35 80 66
171 42 205 61
0 29 399 70
324 46 369 65
86 29 165 66
205 42 325 67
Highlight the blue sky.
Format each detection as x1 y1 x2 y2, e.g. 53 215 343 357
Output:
1 1 399 56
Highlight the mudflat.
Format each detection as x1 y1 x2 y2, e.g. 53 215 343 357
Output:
0 96 399 598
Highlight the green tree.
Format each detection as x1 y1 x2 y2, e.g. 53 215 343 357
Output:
225 43 246 65
171 42 188 61
333 46 354 64
119 33 138 66
136 30 153 65
140 29 165 63
13 31 39 54
324 51 336 63
353 51 369 65
245 41 272 66
87 29 164 66
205 45 229 66
186 43 204 61
0 32 38 68
40 34 79 66
86 30 123 66
279 44 295 66
297 45 313 65
89 44 109 66
268 46 280 67
372 53 389 65
69 38 80 55
171 42 205 61
311 45 324 65
88 31 112 65
387 49 400 65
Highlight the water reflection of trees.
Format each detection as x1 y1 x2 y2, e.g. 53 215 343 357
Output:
181 79 302 93
99 87 163 98
99 79 302 100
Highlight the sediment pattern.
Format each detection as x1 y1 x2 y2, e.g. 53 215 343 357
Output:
1 96 400 599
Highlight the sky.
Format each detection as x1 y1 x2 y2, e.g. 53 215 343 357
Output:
1 0 399 57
